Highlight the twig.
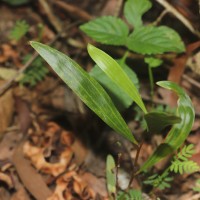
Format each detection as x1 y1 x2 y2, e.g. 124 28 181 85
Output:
182 74 200 89
38 0 62 32
152 9 168 26
0 21 80 96
0 52 38 96
155 0 200 38
52 0 93 21
128 141 144 188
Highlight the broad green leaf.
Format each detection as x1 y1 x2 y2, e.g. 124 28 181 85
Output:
144 112 181 133
124 0 152 28
139 81 194 172
30 41 137 144
90 59 139 111
127 26 185 55
87 44 147 114
80 16 129 45
106 155 116 196
144 57 163 68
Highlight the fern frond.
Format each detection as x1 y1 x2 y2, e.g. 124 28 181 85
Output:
170 144 200 174
176 144 195 161
193 179 200 193
170 160 199 174
19 54 49 86
117 189 142 200
10 20 30 41
144 172 173 190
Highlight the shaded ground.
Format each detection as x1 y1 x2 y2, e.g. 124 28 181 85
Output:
0 0 200 199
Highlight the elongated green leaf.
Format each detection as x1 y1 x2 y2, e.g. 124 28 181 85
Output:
30 41 137 144
87 44 147 114
90 59 139 111
127 26 185 55
106 155 116 196
145 112 181 133
139 81 195 172
124 0 152 28
80 16 129 45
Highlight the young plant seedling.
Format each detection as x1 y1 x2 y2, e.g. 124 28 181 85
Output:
30 41 196 198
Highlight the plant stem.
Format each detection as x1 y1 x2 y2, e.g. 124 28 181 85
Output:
128 141 144 188
148 65 154 102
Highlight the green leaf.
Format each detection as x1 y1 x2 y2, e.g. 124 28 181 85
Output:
124 0 152 28
80 16 129 45
10 20 30 41
117 190 142 200
144 112 181 133
144 57 163 68
87 44 147 114
170 160 200 174
139 81 195 172
106 155 116 195
127 26 185 55
90 59 139 111
128 189 142 200
30 41 137 144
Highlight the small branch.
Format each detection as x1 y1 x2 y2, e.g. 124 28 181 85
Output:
182 74 200 89
38 0 62 32
152 9 168 26
0 52 38 96
155 0 200 37
128 141 144 188
52 0 93 21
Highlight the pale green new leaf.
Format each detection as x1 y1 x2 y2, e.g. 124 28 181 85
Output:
80 16 129 45
127 26 185 55
124 0 152 28
106 155 116 196
139 81 194 172
87 44 147 114
30 41 137 144
90 59 139 111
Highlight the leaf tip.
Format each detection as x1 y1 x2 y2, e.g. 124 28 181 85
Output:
87 43 95 52
29 41 39 48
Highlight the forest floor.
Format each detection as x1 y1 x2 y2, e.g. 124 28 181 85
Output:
0 0 200 199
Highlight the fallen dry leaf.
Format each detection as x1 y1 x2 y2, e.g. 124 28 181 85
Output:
0 131 22 161
0 172 13 188
23 141 73 176
81 172 108 197
48 171 95 200
0 44 20 66
0 80 14 138
12 143 52 200
10 187 30 200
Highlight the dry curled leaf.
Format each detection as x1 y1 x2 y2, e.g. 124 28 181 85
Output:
0 172 13 188
0 44 20 65
0 81 14 138
23 141 73 176
48 171 95 200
